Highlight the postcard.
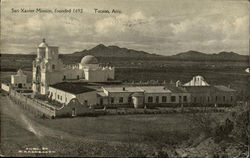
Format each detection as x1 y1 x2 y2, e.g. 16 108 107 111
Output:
1 0 249 157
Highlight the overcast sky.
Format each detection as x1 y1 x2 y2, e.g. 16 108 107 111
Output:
1 0 249 55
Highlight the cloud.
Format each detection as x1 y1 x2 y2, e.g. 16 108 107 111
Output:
1 0 249 55
95 11 155 34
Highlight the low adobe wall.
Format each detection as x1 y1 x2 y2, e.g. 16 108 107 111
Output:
9 90 56 118
56 98 94 118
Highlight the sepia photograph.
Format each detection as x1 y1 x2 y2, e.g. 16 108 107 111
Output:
0 0 249 157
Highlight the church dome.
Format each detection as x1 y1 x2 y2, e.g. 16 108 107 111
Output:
80 55 98 65
38 38 48 48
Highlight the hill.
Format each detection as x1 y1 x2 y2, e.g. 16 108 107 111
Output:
71 44 161 58
170 50 248 61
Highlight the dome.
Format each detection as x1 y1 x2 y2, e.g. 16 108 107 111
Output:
80 55 98 65
38 38 48 48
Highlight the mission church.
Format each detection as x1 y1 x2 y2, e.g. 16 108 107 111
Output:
32 39 115 94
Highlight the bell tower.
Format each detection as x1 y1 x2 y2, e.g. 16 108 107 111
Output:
32 39 62 95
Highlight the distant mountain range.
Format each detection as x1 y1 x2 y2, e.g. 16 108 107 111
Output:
70 44 248 61
170 50 249 61
71 44 161 58
1 44 248 61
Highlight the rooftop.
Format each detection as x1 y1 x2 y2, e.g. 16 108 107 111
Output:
96 91 108 97
167 86 188 93
103 86 173 93
139 86 172 93
50 82 96 94
184 85 236 93
213 85 236 92
103 86 144 93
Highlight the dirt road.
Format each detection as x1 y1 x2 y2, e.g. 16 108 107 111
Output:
1 96 121 143
1 95 142 156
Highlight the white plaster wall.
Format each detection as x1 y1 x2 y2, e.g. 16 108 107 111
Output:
76 91 98 106
41 86 46 95
143 93 191 104
32 83 37 92
32 67 37 81
63 69 84 80
84 69 89 80
49 87 76 104
1 83 10 92
80 64 99 69
84 68 114 82
11 75 27 84
108 92 133 104
88 70 106 82
144 93 171 103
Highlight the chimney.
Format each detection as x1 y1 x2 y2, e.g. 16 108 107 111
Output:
123 87 125 91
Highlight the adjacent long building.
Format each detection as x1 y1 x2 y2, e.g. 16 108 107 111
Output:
48 75 236 109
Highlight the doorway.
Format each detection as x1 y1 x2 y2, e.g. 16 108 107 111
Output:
72 108 76 117
100 98 103 106
18 83 22 88
156 96 159 103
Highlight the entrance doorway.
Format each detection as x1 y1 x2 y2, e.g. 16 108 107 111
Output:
72 108 76 117
156 96 159 103
18 83 22 88
100 98 103 106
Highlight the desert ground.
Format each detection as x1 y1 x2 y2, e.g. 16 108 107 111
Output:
2 94 237 157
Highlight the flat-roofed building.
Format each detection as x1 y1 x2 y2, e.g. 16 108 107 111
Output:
185 85 237 106
47 75 237 109
102 86 144 107
48 82 97 106
101 86 192 108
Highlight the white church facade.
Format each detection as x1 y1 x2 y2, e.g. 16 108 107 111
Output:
32 39 115 95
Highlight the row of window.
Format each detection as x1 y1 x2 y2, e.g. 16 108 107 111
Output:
49 92 67 102
110 97 132 104
56 94 67 102
147 96 187 103
193 96 233 103
109 96 187 104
